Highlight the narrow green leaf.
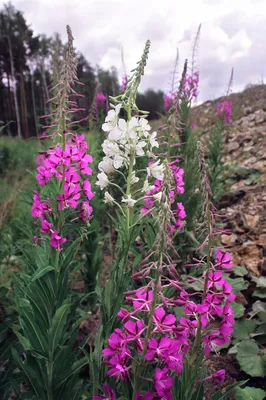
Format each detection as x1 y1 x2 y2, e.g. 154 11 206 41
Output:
50 303 71 353
31 265 55 282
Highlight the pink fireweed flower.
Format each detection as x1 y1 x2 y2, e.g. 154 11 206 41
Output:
36 166 52 186
202 369 226 385
183 72 199 100
80 201 93 222
212 369 226 384
130 288 153 311
135 391 154 400
102 329 129 360
222 280 236 302
145 336 172 361
164 94 172 111
41 220 53 234
207 271 224 289
106 354 130 381
31 191 51 219
83 180 95 201
92 384 116 400
32 133 94 245
96 92 107 110
49 147 72 167
154 367 174 399
50 231 67 250
216 249 233 269
64 167 80 191
124 320 145 340
57 186 81 210
70 133 88 151
153 307 176 333
216 100 232 124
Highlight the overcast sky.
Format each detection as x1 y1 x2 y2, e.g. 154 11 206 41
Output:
4 0 266 102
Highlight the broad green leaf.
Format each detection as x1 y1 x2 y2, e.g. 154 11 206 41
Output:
174 306 185 320
233 319 257 340
31 265 55 282
252 277 266 289
228 342 240 355
234 266 248 277
235 386 266 400
236 340 266 377
249 301 266 320
231 302 245 318
226 276 248 293
253 289 266 299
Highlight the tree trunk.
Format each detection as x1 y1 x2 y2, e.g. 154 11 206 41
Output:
30 72 39 136
20 68 28 138
7 35 22 139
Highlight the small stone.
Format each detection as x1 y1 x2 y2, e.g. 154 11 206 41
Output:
257 234 266 247
228 141 240 153
255 109 265 125
241 116 250 127
245 157 257 165
221 234 237 245
243 106 253 115
244 214 260 230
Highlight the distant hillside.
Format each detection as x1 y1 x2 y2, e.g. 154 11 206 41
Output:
191 84 266 128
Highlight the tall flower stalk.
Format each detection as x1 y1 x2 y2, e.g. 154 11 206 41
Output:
12 26 92 400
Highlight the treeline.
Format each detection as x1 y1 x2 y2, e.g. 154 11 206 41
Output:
0 3 164 138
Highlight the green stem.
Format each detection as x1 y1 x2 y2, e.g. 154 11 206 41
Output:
47 357 53 400
187 197 212 376
132 219 166 397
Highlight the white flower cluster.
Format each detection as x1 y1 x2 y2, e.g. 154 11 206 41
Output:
96 103 165 207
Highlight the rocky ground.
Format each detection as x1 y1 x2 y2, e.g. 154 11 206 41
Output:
192 84 266 283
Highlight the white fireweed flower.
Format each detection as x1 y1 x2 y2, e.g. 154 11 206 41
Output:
142 179 155 193
149 131 159 148
136 141 147 156
96 172 109 190
102 104 122 132
147 160 165 180
104 191 115 204
127 117 139 139
98 156 114 174
131 171 139 185
139 118 151 136
122 195 137 207
113 154 124 169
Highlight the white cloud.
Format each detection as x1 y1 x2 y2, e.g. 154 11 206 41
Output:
9 0 266 100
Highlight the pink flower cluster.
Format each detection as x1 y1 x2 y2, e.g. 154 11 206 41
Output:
183 72 199 99
141 160 186 231
94 249 234 399
121 75 128 92
32 134 94 250
163 71 199 111
163 92 176 111
216 100 232 124
96 92 107 110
